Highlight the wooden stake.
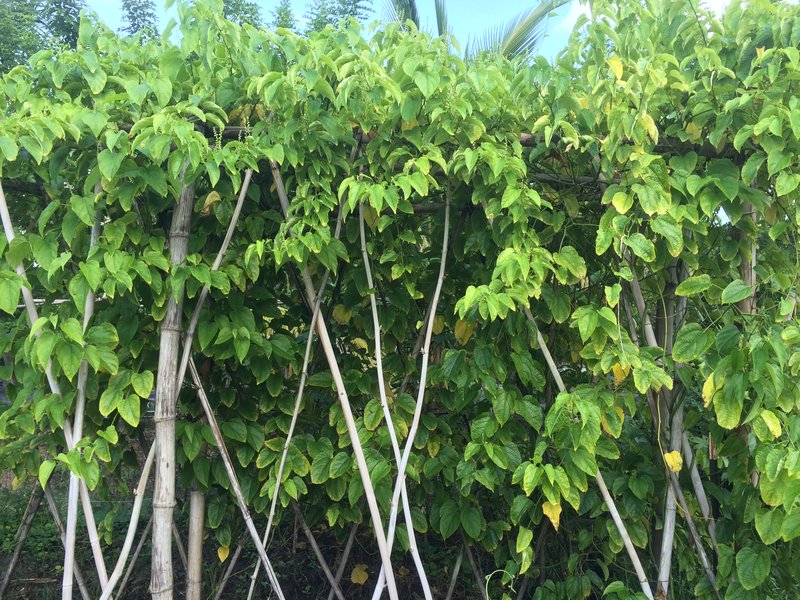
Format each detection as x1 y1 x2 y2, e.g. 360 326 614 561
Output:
292 502 345 600
0 483 44 598
43 487 91 600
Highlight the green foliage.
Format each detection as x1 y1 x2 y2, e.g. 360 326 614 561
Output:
121 0 158 39
0 0 41 71
270 0 296 30
0 0 799 597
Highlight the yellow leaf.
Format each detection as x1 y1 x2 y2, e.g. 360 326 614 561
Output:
332 304 352 325
756 46 765 57
401 118 418 131
702 373 723 408
352 338 369 351
601 406 625 438
432 315 445 335
201 191 222 216
664 450 683 473
217 546 230 563
608 55 624 80
612 363 630 386
542 501 562 531
454 319 475 346
351 564 369 585
640 114 658 143
760 409 782 438
685 122 702 143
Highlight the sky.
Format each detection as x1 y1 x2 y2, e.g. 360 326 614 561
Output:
84 0 733 62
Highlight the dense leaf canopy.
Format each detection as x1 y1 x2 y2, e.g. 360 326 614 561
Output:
1 0 799 597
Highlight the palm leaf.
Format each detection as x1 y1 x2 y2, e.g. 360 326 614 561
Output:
434 0 449 36
383 0 420 28
466 0 567 59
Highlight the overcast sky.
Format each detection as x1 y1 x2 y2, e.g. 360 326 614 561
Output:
83 0 733 62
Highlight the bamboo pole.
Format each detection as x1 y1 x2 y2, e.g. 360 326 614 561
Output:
99 442 157 600
269 160 400 600
326 524 358 600
372 196 450 600
185 490 205 600
0 181 108 598
117 517 153 600
211 536 244 600
360 203 431 600
0 483 44 598
172 522 188 572
523 307 654 600
444 546 464 600
463 541 488 600
151 173 195 600
187 357 286 599
291 502 346 600
43 487 91 600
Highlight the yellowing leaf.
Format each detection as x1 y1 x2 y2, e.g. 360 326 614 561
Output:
352 338 369 351
217 546 230 562
542 501 562 531
601 406 625 438
756 46 765 57
201 191 221 216
608 55 623 80
454 319 475 346
760 410 782 438
702 373 723 408
612 363 630 385
640 114 658 143
432 315 445 335
351 564 369 585
685 122 702 142
664 450 683 473
332 304 352 325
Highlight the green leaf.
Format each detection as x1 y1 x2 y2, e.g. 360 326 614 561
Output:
0 277 22 315
0 135 19 161
60 318 84 345
98 149 126 179
39 460 56 490
221 419 247 443
650 215 683 257
755 509 784 545
736 546 771 590
516 525 533 553
130 371 154 398
721 279 753 305
672 323 712 363
117 395 141 427
675 274 711 296
329 452 351 479
460 505 483 539
56 341 83 381
776 172 800 197
491 390 512 426
69 194 95 227
439 499 460 540
553 246 586 279
626 233 655 262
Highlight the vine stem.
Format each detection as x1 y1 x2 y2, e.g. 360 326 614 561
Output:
372 195 450 599
269 159 400 600
360 203 432 600
0 180 108 599
523 306 654 600
98 441 157 600
188 356 286 600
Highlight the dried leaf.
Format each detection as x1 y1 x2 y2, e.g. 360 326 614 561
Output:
351 564 369 585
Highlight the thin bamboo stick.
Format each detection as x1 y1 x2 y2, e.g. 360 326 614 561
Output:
326 524 358 600
0 483 44 598
291 502 346 600
116 517 152 600
172 522 188 572
44 487 91 600
98 442 157 600
372 195 450 600
444 546 464 600
523 306 654 600
187 357 286 600
269 160 400 600
463 541 488 600
212 537 244 600
0 181 108 598
360 203 431 600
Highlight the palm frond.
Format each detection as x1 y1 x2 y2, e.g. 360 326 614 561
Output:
466 0 567 59
434 0 449 36
383 0 420 28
